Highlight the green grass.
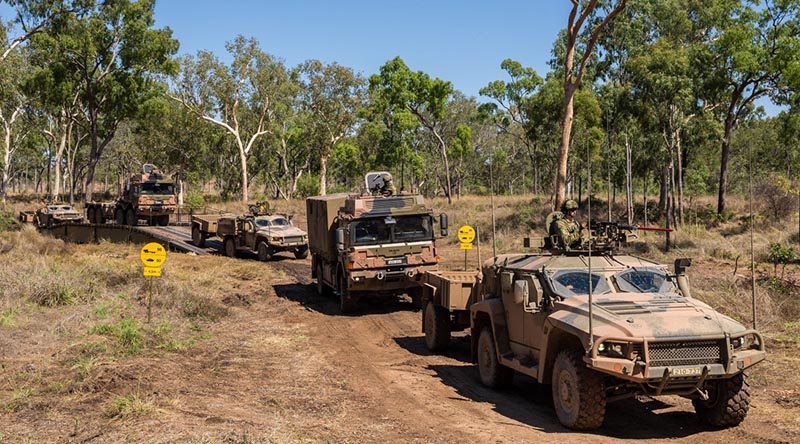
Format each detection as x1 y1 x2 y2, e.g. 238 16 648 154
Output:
89 317 143 355
2 387 32 413
0 308 18 327
108 393 153 417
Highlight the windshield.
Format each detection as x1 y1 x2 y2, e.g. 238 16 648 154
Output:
550 270 612 298
350 215 433 246
255 217 290 228
614 268 678 294
141 183 174 195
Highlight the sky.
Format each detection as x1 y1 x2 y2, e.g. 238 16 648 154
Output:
151 0 572 98
0 0 783 113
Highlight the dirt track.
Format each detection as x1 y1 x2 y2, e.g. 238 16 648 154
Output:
266 258 799 444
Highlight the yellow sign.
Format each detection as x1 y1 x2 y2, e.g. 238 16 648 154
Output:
457 225 476 244
140 242 167 277
143 266 162 277
460 242 473 250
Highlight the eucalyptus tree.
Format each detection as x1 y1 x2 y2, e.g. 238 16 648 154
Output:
555 0 628 211
0 0 71 62
696 0 800 214
299 59 364 196
31 0 178 203
0 25 28 203
369 57 456 204
173 36 291 203
480 59 543 194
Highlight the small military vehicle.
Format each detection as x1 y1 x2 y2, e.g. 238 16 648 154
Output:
31 204 83 227
307 172 447 313
424 221 766 430
191 202 309 260
86 164 177 226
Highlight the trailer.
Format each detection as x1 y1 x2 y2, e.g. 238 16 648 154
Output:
420 270 482 351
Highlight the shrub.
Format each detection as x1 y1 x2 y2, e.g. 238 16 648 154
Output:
185 191 205 211
767 242 797 279
756 174 795 221
296 174 320 198
0 209 18 232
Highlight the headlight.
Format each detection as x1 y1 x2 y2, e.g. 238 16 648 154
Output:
598 342 627 357
732 334 759 350
271 237 281 242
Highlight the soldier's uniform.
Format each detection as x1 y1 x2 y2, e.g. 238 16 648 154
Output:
550 200 582 249
380 173 396 196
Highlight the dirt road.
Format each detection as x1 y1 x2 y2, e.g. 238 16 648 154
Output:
265 258 798 444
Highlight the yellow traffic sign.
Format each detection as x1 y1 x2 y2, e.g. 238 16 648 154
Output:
457 225 476 244
143 266 162 277
140 242 167 274
460 242 473 250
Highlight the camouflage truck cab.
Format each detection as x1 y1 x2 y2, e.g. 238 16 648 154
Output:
86 164 177 226
307 174 448 313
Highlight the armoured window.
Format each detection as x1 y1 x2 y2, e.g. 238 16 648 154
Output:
392 216 433 242
255 217 290 228
351 218 392 245
550 270 611 298
140 183 174 195
614 268 677 294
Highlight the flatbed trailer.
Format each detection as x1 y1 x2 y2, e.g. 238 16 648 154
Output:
420 270 482 352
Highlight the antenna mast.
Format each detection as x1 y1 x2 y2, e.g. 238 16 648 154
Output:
490 159 497 257
587 142 594 352
749 143 757 329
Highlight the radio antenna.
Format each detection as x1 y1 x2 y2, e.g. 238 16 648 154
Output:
748 142 757 329
587 142 594 352
490 159 497 257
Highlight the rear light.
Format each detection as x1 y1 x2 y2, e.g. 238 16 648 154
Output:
435 256 441 263
347 261 355 270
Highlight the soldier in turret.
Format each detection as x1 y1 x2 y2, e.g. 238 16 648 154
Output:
550 199 583 249
378 173 396 196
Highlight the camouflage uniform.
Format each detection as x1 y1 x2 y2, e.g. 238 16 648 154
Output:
551 200 582 249
381 173 396 196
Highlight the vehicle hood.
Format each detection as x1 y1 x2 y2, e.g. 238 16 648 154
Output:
549 292 749 340
257 225 306 237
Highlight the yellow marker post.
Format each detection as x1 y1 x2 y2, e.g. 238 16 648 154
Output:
140 242 167 322
457 225 476 270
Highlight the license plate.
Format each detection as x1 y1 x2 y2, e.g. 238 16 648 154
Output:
387 258 405 265
672 367 703 376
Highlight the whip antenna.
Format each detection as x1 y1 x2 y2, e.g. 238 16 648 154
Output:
490 159 497 257
748 143 757 329
587 142 594 352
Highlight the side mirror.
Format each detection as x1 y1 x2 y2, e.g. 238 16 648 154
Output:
336 228 345 251
439 213 448 237
674 258 692 275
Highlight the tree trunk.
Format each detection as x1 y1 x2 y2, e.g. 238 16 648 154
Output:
625 133 633 225
555 82 577 211
717 114 735 215
52 122 68 201
659 166 669 213
319 154 328 196
238 140 249 203
676 130 685 226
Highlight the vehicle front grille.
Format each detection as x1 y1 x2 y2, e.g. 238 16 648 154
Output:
284 236 303 244
644 340 723 367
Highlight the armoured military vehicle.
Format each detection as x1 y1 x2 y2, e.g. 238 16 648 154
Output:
86 164 177 226
29 204 83 227
191 202 309 260
424 222 766 430
307 172 447 313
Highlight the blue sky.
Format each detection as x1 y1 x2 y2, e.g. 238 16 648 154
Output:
152 0 572 98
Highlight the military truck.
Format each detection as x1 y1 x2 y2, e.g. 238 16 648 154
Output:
423 223 766 430
191 203 309 260
86 164 177 226
29 204 83 227
307 172 447 313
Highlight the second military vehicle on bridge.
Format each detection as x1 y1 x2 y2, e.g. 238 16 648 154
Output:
307 172 447 313
86 164 177 226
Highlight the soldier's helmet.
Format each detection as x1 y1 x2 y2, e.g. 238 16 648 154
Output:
561 199 579 212
382 173 393 183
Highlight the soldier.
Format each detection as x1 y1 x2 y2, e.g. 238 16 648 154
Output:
550 199 583 249
380 173 396 196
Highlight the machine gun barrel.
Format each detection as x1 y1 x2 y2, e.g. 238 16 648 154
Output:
634 225 674 232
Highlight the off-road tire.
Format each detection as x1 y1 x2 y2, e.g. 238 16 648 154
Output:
424 302 451 352
315 260 327 296
294 245 309 259
125 208 136 226
94 208 104 224
257 241 273 261
551 349 606 430
477 327 513 388
693 373 751 428
338 272 357 314
224 237 237 258
191 226 205 247
115 209 125 225
87 208 95 225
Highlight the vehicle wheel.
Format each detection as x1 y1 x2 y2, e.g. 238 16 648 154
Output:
87 208 95 224
294 245 309 259
125 208 136 226
477 327 513 388
257 241 273 261
424 302 451 352
46 218 53 228
315 260 327 296
224 237 237 258
693 373 751 428
338 272 357 314
551 349 606 430
115 209 125 225
94 208 104 224
191 226 205 247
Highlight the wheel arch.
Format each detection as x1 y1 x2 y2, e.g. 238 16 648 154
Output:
540 326 585 384
469 299 510 364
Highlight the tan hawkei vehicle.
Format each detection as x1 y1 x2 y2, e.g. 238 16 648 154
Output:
34 204 83 227
465 222 765 430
